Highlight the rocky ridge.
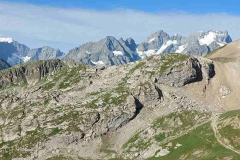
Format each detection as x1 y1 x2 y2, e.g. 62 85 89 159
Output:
0 52 227 160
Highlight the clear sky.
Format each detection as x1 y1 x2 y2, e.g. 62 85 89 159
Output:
1 0 240 52
4 0 240 14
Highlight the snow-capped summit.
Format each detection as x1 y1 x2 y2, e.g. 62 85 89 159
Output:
136 30 232 57
198 30 231 47
0 37 13 43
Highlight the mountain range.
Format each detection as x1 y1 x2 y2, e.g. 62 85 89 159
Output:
0 30 232 67
0 37 65 66
63 30 232 66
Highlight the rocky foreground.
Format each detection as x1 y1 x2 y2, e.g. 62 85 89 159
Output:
0 49 240 159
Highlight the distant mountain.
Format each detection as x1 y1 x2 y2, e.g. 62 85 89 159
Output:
0 38 30 66
27 46 65 61
63 36 140 66
0 30 232 67
0 59 11 70
0 37 65 66
137 30 232 58
63 30 232 66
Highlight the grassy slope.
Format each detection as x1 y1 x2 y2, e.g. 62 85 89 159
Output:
122 109 240 160
148 122 240 160
218 109 240 151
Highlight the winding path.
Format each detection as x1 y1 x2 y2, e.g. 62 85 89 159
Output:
211 115 240 155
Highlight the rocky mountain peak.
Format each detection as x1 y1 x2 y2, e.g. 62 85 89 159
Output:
0 39 64 66
136 29 232 58
147 30 170 43
102 36 117 43
171 33 183 41
197 30 232 46
26 46 65 62
125 38 137 51
63 36 140 66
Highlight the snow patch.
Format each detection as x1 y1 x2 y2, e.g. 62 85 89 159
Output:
144 50 156 56
86 51 91 54
91 60 105 66
198 31 226 46
156 40 178 54
176 45 186 53
113 50 123 56
149 38 156 43
136 49 145 59
0 37 13 43
23 56 31 63
199 32 217 46
136 48 156 58
217 42 225 47
137 40 178 58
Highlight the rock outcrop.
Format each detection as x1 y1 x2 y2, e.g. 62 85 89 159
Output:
157 56 214 87
0 59 64 88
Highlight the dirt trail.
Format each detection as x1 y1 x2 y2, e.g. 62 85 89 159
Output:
211 115 240 155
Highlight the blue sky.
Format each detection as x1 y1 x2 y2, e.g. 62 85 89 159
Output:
1 1 240 52
5 0 240 14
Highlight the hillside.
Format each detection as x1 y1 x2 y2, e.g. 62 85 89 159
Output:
0 40 240 159
204 39 240 110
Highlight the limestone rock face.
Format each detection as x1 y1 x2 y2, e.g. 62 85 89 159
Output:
157 57 214 87
0 59 64 88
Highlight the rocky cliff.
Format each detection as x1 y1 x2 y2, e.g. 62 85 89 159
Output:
0 59 64 88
